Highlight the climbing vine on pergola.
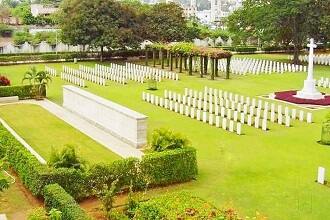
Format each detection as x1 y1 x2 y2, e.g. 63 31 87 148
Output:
145 42 232 80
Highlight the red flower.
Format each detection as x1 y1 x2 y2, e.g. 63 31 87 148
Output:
0 75 11 86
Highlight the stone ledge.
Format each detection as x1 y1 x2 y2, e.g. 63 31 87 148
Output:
0 96 19 103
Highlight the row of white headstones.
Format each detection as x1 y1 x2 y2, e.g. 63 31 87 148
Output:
142 91 243 135
62 65 107 86
289 54 330 66
125 63 179 82
218 58 307 75
143 87 313 134
194 86 312 124
317 77 330 89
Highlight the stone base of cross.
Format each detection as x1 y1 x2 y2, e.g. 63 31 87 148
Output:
295 38 325 100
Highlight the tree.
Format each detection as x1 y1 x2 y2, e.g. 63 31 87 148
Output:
22 66 51 98
12 2 36 25
49 145 86 170
144 3 187 42
59 0 143 60
226 0 330 63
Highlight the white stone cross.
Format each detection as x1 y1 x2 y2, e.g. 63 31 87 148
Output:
307 38 317 81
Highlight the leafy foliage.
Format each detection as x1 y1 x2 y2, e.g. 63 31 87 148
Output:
133 191 236 220
49 145 86 170
27 207 49 220
0 84 46 99
151 128 190 152
321 112 330 145
44 184 90 220
0 178 9 192
226 0 330 62
0 24 13 37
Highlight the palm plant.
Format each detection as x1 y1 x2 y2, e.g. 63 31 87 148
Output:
22 66 52 99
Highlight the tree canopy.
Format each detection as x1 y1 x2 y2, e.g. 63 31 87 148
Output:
226 0 330 63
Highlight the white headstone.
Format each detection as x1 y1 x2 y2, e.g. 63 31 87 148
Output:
317 167 325 185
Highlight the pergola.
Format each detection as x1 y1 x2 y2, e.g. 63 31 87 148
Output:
144 42 232 79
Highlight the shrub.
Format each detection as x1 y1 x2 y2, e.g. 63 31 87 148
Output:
151 128 190 152
43 184 90 220
234 46 258 53
0 76 10 86
0 125 88 200
141 147 198 186
27 207 49 220
0 84 46 99
133 192 228 220
321 112 330 145
0 24 13 37
49 145 86 170
0 178 9 192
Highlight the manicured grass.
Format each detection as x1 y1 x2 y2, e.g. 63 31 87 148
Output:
1 55 330 219
0 104 120 164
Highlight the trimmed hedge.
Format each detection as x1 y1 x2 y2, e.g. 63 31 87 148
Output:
0 124 198 200
44 184 90 220
0 84 46 99
234 46 258 53
140 147 198 186
0 125 88 199
0 50 144 63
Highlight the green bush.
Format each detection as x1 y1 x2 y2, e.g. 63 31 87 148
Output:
43 184 90 220
133 192 230 220
0 50 144 63
321 112 330 145
27 207 49 220
0 24 13 37
0 124 198 200
234 46 258 53
0 125 88 200
87 158 143 192
0 84 46 99
141 147 198 186
150 128 190 152
49 145 86 170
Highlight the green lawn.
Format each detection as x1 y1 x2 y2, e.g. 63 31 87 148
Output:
0 104 120 164
1 55 330 219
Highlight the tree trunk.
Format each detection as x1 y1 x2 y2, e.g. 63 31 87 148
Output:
211 58 215 80
161 50 164 69
158 50 161 65
179 54 183 73
203 56 208 75
100 46 104 62
226 57 231 79
184 56 187 70
145 50 149 66
175 56 178 68
170 53 173 71
166 50 170 67
199 56 203 78
215 59 219 77
152 49 156 67
188 56 193 75
293 45 300 65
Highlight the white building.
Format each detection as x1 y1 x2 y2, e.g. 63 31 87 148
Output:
196 10 212 24
210 0 243 23
30 4 58 17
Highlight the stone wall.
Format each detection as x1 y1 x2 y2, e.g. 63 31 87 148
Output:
63 85 147 148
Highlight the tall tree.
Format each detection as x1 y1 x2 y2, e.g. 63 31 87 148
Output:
144 3 187 42
59 0 143 59
227 0 330 64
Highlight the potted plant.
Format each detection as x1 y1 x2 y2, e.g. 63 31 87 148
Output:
22 66 52 100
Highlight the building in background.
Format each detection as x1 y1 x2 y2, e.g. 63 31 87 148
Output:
30 4 58 17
